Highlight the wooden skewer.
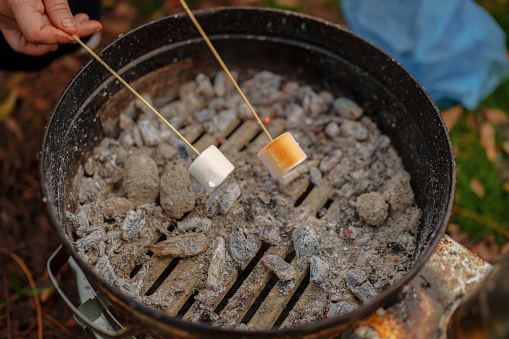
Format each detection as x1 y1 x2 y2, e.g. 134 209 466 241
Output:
179 0 273 142
72 34 201 156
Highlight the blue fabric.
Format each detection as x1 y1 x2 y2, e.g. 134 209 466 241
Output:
341 0 509 109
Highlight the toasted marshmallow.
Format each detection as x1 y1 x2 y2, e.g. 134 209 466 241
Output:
188 145 234 192
257 132 307 179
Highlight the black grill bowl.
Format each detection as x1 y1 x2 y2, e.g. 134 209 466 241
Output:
40 7 455 338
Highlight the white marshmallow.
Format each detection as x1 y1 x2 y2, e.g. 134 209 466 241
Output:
257 132 307 179
188 145 235 192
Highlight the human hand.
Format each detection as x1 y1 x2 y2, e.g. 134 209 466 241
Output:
0 0 102 56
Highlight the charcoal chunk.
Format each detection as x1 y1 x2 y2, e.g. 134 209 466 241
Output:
292 226 320 262
207 236 227 290
121 209 145 241
344 269 377 303
262 255 296 281
229 226 258 264
310 256 329 286
146 233 209 258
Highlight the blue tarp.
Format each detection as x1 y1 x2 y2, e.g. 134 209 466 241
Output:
341 0 509 109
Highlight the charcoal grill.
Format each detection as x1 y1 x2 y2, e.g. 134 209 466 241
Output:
41 7 457 338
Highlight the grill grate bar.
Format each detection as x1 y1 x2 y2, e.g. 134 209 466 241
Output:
293 183 315 207
115 234 166 278
280 283 327 329
193 118 240 152
182 242 269 322
286 178 312 206
272 270 310 330
220 120 260 153
300 185 332 215
248 256 309 330
144 257 180 296
135 256 177 295
147 257 210 317
218 246 293 324
181 123 205 144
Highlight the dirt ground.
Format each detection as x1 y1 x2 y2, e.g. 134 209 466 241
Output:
0 1 506 338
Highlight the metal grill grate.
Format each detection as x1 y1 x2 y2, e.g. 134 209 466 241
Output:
123 117 333 330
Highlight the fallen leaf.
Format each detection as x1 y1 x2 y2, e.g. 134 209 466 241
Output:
469 236 500 263
470 178 485 198
502 141 509 156
2 117 23 141
501 242 509 254
479 122 496 162
483 108 508 124
0 91 18 120
503 182 509 193
441 105 463 130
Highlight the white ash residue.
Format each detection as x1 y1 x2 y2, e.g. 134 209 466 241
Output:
67 70 420 329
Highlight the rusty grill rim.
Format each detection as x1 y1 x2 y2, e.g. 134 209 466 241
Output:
40 7 456 337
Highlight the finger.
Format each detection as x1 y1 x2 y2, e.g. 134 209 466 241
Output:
10 1 73 44
74 14 102 38
2 28 59 56
44 0 77 35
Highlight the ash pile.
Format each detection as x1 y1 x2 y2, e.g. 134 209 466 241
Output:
66 70 420 330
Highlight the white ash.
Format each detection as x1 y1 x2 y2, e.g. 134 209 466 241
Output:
121 209 145 241
68 70 420 329
262 254 296 282
333 97 364 120
344 268 378 303
356 192 389 226
206 236 227 290
229 226 259 265
310 255 330 286
99 197 134 220
382 172 415 217
160 164 195 219
178 217 212 233
124 154 159 206
293 226 320 263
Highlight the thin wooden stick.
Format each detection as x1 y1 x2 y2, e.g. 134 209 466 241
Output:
72 35 200 155
43 312 73 336
179 0 273 142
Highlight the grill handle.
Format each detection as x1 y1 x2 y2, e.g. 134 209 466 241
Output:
47 245 145 338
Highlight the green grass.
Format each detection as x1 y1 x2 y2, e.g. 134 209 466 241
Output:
449 115 509 242
444 1 509 243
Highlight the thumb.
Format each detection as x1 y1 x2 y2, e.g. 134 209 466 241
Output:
44 0 77 35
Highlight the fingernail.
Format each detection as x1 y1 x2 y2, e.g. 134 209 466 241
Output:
61 19 76 28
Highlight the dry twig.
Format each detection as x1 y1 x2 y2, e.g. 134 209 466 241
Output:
453 205 509 239
0 247 43 339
